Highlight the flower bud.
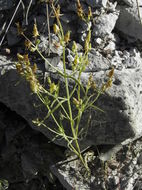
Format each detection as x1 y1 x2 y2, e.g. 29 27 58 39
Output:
64 31 71 43
53 24 60 34
88 7 92 21
17 53 24 62
25 40 32 49
16 22 23 35
72 41 77 53
33 23 39 38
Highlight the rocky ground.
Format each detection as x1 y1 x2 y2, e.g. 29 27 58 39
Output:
1 0 142 189
0 102 66 190
1 102 142 190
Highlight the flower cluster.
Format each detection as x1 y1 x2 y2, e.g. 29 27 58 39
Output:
16 53 41 93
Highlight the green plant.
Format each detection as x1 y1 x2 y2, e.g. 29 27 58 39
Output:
0 179 8 190
16 0 114 172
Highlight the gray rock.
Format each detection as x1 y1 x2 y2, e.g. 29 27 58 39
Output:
38 34 63 56
111 48 142 70
86 0 108 8
92 10 119 37
123 49 142 69
77 21 91 34
66 48 111 72
104 41 116 52
85 49 111 72
60 13 77 24
38 35 49 54
1 53 142 149
50 136 142 190
116 6 142 41
111 51 124 69
0 0 15 10
7 27 21 46
45 56 61 72
50 153 97 190
66 2 77 12
121 0 142 7
94 38 103 45
137 152 142 165
21 153 38 179
50 34 63 56
99 144 122 161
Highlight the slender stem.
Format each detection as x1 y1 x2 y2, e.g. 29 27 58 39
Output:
62 46 82 154
86 90 102 109
41 87 70 119
38 92 61 129
75 109 82 136
37 92 87 167
25 0 33 25
0 0 22 46
46 3 51 56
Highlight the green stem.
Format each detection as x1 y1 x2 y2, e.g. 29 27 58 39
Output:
41 87 70 119
39 90 88 170
37 92 61 129
62 46 82 155
86 90 102 109
75 109 82 137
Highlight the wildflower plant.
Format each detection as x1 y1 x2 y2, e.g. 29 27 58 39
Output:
16 0 114 172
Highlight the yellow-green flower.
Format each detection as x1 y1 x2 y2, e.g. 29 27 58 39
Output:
53 24 60 34
33 23 39 38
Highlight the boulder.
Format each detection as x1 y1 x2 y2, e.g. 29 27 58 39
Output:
116 5 142 41
0 53 142 149
121 0 142 7
0 0 15 10
92 10 119 37
86 0 108 8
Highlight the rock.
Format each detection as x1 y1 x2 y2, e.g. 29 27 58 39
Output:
116 5 142 41
38 34 63 56
121 0 142 7
94 38 103 45
36 15 47 31
65 1 77 12
104 41 116 52
50 154 97 190
92 10 119 37
7 27 21 46
66 48 111 72
50 34 63 56
111 50 124 69
51 136 142 190
99 145 122 161
110 48 142 70
85 49 111 72
5 121 25 144
0 0 15 10
60 13 77 24
38 35 49 54
123 48 142 69
21 152 39 179
0 102 64 189
45 56 61 72
137 152 142 165
0 127 4 143
86 0 108 8
1 51 142 149
77 20 91 34
1 144 17 161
